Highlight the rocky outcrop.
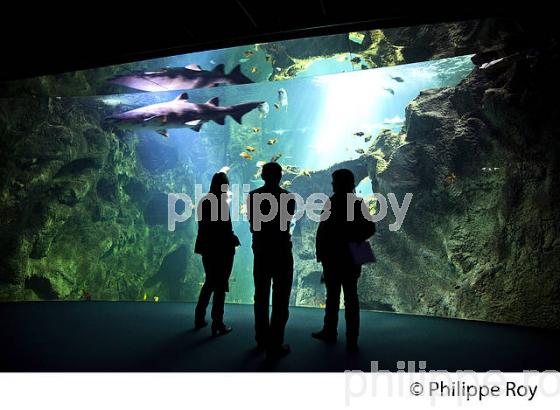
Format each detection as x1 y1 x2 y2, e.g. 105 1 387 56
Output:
0 96 199 302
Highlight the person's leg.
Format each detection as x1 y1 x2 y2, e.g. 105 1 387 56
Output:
195 282 212 324
195 256 214 325
269 250 294 348
253 252 272 347
210 251 234 327
322 263 342 336
342 265 361 348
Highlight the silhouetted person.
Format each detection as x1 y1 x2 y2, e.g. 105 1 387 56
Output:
247 162 296 358
194 172 240 336
313 169 376 351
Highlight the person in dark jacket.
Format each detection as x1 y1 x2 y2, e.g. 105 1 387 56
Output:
313 169 376 351
247 162 296 358
194 172 240 336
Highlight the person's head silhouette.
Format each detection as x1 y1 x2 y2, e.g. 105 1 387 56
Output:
261 162 283 187
209 172 229 195
331 168 355 194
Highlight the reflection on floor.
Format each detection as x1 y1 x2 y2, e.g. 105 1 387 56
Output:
1 302 559 372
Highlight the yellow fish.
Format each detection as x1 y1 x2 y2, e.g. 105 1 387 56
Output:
240 152 253 160
356 148 365 154
245 146 256 152
446 173 457 184
252 127 261 133
300 169 311 177
240 204 247 215
143 293 147 301
251 66 258 73
244 50 255 58
153 296 159 302
281 181 292 189
267 138 278 145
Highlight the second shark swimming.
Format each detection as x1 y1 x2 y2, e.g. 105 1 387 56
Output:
106 92 264 138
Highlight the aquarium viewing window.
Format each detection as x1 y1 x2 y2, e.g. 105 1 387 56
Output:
3 19 536 328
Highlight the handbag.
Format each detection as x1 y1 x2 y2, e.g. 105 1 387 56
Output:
348 241 376 265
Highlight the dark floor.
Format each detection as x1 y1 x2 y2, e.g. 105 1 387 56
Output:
1 301 559 372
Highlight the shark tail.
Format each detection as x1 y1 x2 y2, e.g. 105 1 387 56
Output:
228 64 254 85
228 101 264 125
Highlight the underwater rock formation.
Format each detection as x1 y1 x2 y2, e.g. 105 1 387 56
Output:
0 96 199 302
290 41 560 328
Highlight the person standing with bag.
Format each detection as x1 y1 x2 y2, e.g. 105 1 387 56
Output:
312 169 376 351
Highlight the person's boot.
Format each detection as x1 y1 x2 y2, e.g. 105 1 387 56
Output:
266 343 291 359
311 329 337 343
211 322 233 337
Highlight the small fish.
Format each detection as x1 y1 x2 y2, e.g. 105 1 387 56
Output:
348 32 365 45
274 103 280 110
446 173 457 184
267 138 278 145
219 166 231 174
354 131 365 137
300 169 311 177
252 127 261 133
355 148 365 154
143 293 147 301
271 153 282 162
281 180 292 189
244 50 255 58
390 75 404 82
239 203 247 215
277 88 288 111
384 87 395 95
240 152 253 160
275 67 282 72
350 56 361 64
251 67 258 74
245 146 256 152
153 296 159 302
364 135 372 142
256 160 266 168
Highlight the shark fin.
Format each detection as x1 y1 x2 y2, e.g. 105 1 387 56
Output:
157 130 169 138
213 117 226 125
185 64 203 71
212 64 225 74
191 123 203 132
228 64 253 85
175 92 189 101
206 97 219 106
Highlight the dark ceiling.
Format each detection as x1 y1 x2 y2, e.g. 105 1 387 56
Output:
0 2 552 81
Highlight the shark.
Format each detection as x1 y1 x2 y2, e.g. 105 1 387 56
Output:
106 92 265 138
107 64 253 92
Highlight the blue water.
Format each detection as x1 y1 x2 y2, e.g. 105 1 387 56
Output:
94 54 474 303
